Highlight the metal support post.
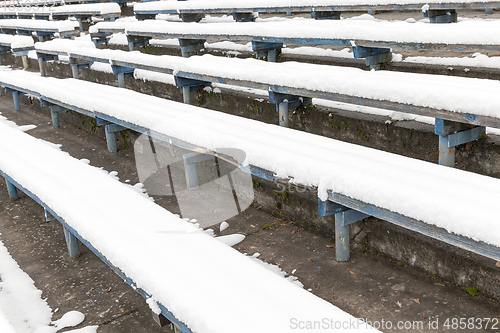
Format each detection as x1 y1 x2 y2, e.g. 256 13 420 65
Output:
435 118 486 167
269 91 311 127
252 41 283 62
63 226 80 257
105 123 127 153
5 178 19 200
352 46 392 70
12 90 20 110
335 209 370 262
179 38 205 58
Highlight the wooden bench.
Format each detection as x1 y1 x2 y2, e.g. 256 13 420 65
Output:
90 15 500 68
0 19 79 42
0 78 381 333
134 0 500 22
1 69 500 267
35 40 495 168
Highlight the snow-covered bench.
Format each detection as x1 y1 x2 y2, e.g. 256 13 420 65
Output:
0 19 79 42
0 3 121 24
1 68 500 268
0 72 381 333
0 34 34 68
35 40 496 167
91 17 500 67
134 0 500 22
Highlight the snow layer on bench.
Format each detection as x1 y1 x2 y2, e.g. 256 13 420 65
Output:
0 19 79 32
135 0 497 11
55 43 500 118
0 33 33 48
0 105 378 332
122 16 500 46
5 3 121 16
0 69 499 251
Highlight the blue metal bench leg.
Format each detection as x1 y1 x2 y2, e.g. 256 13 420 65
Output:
50 105 65 128
269 91 311 128
117 72 126 88
63 226 80 257
105 123 126 153
70 63 80 80
438 135 455 167
181 86 191 105
38 58 47 77
21 55 29 69
334 209 370 262
277 102 289 127
335 212 350 262
12 90 20 110
5 178 19 200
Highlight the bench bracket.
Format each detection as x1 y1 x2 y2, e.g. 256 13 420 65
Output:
105 123 127 153
317 198 349 216
252 41 283 62
179 38 206 58
69 57 93 79
435 119 486 167
174 76 211 104
352 46 392 70
111 65 135 88
127 35 151 51
50 105 67 128
311 11 341 20
179 13 205 22
425 9 457 24
269 91 311 127
232 12 256 22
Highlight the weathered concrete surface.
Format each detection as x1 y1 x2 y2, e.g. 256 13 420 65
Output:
2 94 500 333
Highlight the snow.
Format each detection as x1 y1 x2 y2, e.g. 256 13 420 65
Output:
215 234 245 246
0 238 53 333
1 3 120 16
135 0 497 11
52 311 85 330
1 68 499 252
45 42 500 118
0 19 79 32
0 34 34 49
0 104 379 332
220 221 229 231
120 16 500 46
404 52 500 69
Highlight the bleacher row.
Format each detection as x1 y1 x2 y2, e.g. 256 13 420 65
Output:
1 1 500 332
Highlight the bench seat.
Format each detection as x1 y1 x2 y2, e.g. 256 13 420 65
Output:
1 68 499 254
95 16 500 53
134 0 500 14
0 99 379 333
34 39 500 128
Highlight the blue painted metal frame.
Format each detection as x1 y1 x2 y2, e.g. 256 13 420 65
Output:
326 191 500 262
